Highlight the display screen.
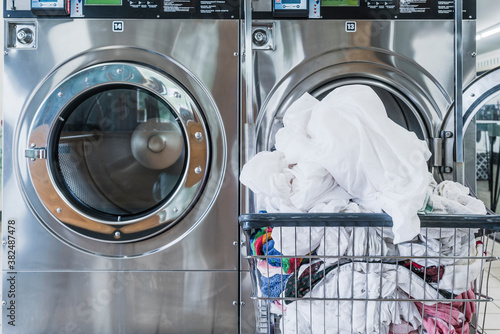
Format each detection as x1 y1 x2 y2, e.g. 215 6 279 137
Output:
282 0 301 3
322 0 359 6
85 0 121 5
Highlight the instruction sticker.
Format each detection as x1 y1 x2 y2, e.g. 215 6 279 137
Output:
163 0 195 13
399 0 430 14
437 0 454 14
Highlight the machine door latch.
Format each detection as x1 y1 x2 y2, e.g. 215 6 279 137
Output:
25 147 47 160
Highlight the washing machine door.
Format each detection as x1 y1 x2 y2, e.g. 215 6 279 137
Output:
255 76 438 159
24 63 212 254
445 67 500 213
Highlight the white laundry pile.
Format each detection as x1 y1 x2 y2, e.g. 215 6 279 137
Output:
241 85 489 333
241 84 433 244
279 262 443 334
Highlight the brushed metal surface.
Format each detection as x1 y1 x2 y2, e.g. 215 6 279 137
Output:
3 18 239 266
2 18 239 332
2 271 238 334
241 19 476 183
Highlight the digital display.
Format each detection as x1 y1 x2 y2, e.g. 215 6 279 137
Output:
322 0 359 6
282 0 301 3
85 0 121 5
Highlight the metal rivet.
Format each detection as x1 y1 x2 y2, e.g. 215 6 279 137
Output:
194 166 202 174
470 93 475 97
56 208 62 213
2 240 6 246
2 301 6 306
445 131 453 138
117 68 122 74
173 207 179 213
4 51 8 56
114 231 121 239
195 132 203 141
232 301 238 306
174 92 181 98
233 241 238 246
471 52 477 58
442 166 453 174
233 52 239 57
57 92 63 97
30 143 36 148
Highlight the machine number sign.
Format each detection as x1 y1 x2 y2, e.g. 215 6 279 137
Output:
113 21 124 32
345 21 356 32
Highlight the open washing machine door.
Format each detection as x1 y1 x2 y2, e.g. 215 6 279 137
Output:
251 59 448 173
442 67 500 213
21 62 216 256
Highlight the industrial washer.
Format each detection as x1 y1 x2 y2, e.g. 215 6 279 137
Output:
239 0 500 332
2 0 240 332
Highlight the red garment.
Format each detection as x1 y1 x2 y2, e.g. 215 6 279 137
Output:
414 289 475 334
389 322 419 334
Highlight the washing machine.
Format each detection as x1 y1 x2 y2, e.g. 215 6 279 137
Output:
239 0 500 331
2 0 240 332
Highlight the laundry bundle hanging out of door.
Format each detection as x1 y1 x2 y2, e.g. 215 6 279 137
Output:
242 84 433 244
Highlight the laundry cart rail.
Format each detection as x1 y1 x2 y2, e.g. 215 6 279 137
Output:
240 213 500 334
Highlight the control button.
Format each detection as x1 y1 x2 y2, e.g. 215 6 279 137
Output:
252 28 269 47
16 28 34 45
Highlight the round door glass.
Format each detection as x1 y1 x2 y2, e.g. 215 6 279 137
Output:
52 85 187 221
474 91 500 213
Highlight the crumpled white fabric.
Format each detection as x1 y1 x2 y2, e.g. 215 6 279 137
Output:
431 181 487 215
239 150 292 200
295 86 431 243
247 85 432 243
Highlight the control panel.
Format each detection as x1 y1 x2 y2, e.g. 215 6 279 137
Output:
273 0 308 17
253 0 476 20
4 0 239 18
31 0 70 15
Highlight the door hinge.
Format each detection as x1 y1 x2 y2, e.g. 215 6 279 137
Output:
433 131 454 173
431 137 443 167
25 147 47 160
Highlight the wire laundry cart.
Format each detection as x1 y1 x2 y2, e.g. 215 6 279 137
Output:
240 213 500 334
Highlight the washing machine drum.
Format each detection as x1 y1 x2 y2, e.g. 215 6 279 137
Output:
25 63 212 245
55 87 186 219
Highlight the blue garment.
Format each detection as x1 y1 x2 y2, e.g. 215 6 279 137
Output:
263 240 283 267
259 272 291 298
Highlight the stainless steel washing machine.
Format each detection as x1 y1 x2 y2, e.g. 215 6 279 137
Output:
239 0 500 331
2 1 240 332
